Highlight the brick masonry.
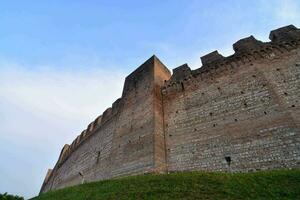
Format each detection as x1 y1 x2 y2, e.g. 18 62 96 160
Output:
40 25 300 193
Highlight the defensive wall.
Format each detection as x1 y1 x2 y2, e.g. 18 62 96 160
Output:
40 25 300 193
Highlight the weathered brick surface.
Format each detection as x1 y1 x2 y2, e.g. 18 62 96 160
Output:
163 50 300 172
40 25 300 193
40 56 171 193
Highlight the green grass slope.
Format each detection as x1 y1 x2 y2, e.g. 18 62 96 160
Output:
32 169 300 200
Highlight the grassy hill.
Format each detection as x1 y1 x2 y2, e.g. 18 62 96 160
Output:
32 169 300 200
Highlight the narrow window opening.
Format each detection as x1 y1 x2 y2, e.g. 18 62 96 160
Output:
181 82 185 91
96 151 100 164
225 156 231 166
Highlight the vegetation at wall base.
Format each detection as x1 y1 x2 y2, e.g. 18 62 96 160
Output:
0 193 24 200
32 169 300 200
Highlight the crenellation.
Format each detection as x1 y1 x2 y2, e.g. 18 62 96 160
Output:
101 107 113 124
75 135 81 145
112 98 122 114
57 144 70 165
164 26 300 96
87 122 94 132
70 138 77 150
40 25 300 194
170 64 192 82
269 25 300 42
201 50 224 65
95 115 102 126
233 35 264 54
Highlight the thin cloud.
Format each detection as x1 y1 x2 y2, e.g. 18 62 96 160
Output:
0 64 125 122
0 60 127 198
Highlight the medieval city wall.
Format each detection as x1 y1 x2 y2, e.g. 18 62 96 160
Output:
40 56 171 193
162 26 300 172
40 25 300 193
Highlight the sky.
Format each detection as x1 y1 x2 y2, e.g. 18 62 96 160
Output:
0 0 300 199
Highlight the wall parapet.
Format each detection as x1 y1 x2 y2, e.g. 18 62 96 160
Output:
41 55 167 191
162 25 300 95
42 96 123 188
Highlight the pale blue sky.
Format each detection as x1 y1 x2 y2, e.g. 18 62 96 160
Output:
0 0 300 199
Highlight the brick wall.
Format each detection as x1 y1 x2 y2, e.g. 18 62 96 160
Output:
40 25 300 193
162 25 300 172
163 51 300 172
40 56 171 193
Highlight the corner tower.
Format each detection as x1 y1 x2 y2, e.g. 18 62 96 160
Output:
40 55 171 193
110 55 171 175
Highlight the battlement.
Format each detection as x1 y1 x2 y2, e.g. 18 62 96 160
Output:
169 64 191 82
58 25 300 166
269 25 300 42
41 54 171 193
53 57 160 169
233 35 265 53
163 25 300 94
41 25 300 193
201 50 224 65
56 105 121 168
